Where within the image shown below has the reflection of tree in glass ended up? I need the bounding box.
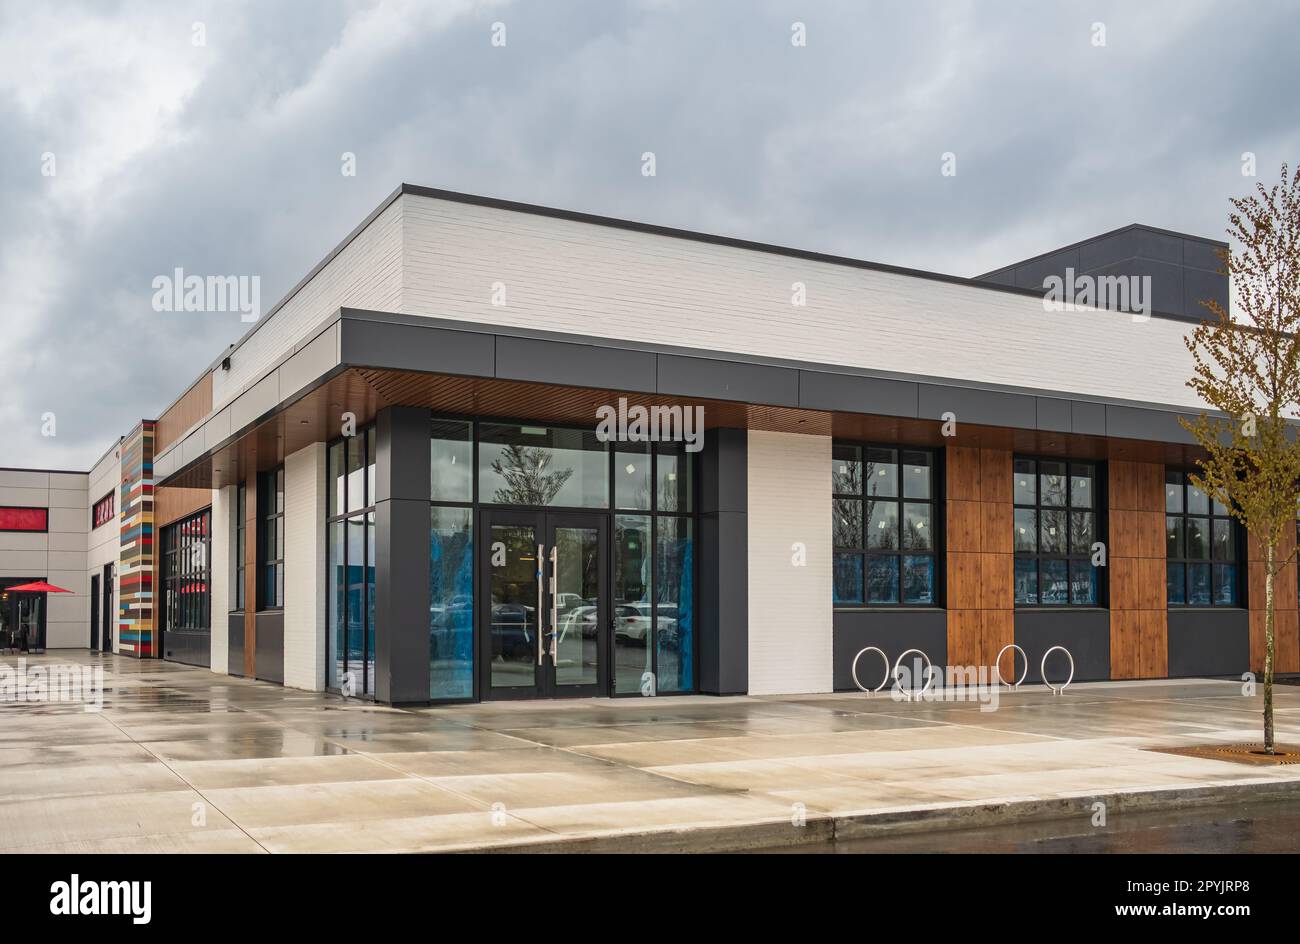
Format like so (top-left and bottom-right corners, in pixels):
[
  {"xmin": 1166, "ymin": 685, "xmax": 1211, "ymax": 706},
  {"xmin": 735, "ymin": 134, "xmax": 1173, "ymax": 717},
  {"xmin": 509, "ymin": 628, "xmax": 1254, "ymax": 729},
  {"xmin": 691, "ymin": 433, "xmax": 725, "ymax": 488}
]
[
  {"xmin": 833, "ymin": 456, "xmax": 863, "ymax": 495},
  {"xmin": 490, "ymin": 444, "xmax": 573, "ymax": 505}
]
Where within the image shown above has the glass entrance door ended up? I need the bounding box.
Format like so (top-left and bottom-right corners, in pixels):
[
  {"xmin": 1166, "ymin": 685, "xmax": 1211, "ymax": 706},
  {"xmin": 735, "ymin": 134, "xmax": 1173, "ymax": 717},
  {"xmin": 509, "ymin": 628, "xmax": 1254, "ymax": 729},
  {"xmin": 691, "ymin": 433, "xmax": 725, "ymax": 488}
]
[{"xmin": 481, "ymin": 510, "xmax": 607, "ymax": 699}]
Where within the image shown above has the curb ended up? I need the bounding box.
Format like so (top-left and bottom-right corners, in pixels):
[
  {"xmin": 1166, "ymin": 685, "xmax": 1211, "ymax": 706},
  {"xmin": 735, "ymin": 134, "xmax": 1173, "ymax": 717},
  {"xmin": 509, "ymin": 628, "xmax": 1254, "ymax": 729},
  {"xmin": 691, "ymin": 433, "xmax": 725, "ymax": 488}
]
[{"xmin": 460, "ymin": 776, "xmax": 1300, "ymax": 854}]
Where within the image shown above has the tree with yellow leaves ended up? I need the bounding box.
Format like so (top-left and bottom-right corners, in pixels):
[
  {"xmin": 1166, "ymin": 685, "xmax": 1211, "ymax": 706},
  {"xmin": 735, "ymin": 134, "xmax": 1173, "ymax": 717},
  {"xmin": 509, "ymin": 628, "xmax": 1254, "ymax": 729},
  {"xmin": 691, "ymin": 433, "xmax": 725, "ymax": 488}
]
[{"xmin": 1182, "ymin": 165, "xmax": 1300, "ymax": 755}]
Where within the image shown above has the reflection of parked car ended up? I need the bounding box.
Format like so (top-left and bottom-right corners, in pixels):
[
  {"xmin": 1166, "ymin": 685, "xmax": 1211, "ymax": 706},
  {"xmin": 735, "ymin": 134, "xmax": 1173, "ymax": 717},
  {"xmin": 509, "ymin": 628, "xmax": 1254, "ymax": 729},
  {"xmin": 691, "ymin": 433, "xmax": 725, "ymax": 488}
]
[
  {"xmin": 430, "ymin": 594, "xmax": 472, "ymax": 659},
  {"xmin": 559, "ymin": 605, "xmax": 600, "ymax": 640},
  {"xmin": 490, "ymin": 603, "xmax": 536, "ymax": 659},
  {"xmin": 613, "ymin": 603, "xmax": 684, "ymax": 648},
  {"xmin": 612, "ymin": 602, "xmax": 676, "ymax": 645},
  {"xmin": 554, "ymin": 592, "xmax": 585, "ymax": 614}
]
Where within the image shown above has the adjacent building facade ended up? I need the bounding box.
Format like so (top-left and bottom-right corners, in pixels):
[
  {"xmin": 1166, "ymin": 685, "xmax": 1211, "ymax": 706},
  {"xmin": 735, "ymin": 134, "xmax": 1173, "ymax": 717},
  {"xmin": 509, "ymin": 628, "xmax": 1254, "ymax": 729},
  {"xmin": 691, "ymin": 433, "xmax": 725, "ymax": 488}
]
[{"xmin": 3, "ymin": 185, "xmax": 1293, "ymax": 703}]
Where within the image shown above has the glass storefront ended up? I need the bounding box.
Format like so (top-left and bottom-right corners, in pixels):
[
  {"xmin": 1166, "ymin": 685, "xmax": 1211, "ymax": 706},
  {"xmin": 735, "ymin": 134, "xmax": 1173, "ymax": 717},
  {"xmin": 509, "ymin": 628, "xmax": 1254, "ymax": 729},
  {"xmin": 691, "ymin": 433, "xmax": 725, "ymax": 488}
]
[
  {"xmin": 159, "ymin": 509, "xmax": 211, "ymax": 664},
  {"xmin": 324, "ymin": 414, "xmax": 698, "ymax": 702},
  {"xmin": 430, "ymin": 505, "xmax": 473, "ymax": 699},
  {"xmin": 327, "ymin": 427, "xmax": 378, "ymax": 696},
  {"xmin": 0, "ymin": 578, "xmax": 45, "ymax": 652},
  {"xmin": 426, "ymin": 417, "xmax": 696, "ymax": 701}
]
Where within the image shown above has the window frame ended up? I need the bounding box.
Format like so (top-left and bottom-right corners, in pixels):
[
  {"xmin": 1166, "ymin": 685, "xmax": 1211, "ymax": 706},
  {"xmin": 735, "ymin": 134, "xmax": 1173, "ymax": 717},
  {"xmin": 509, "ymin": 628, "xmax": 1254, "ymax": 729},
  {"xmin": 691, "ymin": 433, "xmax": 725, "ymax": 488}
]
[
  {"xmin": 326, "ymin": 426, "xmax": 378, "ymax": 697},
  {"xmin": 91, "ymin": 491, "xmax": 115, "ymax": 530},
  {"xmin": 832, "ymin": 442, "xmax": 942, "ymax": 608},
  {"xmin": 1012, "ymin": 456, "xmax": 1105, "ymax": 608},
  {"xmin": 1164, "ymin": 468, "xmax": 1242, "ymax": 608},
  {"xmin": 160, "ymin": 509, "xmax": 211, "ymax": 635},
  {"xmin": 0, "ymin": 506, "xmax": 48, "ymax": 533},
  {"xmin": 235, "ymin": 484, "xmax": 247, "ymax": 611},
  {"xmin": 257, "ymin": 467, "xmax": 285, "ymax": 610}
]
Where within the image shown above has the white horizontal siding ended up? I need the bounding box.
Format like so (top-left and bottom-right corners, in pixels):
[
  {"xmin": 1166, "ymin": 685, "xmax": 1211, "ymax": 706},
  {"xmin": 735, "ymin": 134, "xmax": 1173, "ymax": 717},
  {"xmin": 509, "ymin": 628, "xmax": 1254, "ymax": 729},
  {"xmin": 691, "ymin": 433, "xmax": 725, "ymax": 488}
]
[
  {"xmin": 401, "ymin": 194, "xmax": 1204, "ymax": 410},
  {"xmin": 747, "ymin": 430, "xmax": 833, "ymax": 696}
]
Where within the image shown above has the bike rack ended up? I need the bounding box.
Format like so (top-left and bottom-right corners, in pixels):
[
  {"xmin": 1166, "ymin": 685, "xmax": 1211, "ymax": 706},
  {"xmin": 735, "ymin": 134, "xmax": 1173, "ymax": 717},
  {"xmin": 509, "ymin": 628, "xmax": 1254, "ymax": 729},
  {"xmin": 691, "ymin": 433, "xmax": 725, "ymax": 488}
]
[
  {"xmin": 994, "ymin": 643, "xmax": 1028, "ymax": 689},
  {"xmin": 1041, "ymin": 645, "xmax": 1075, "ymax": 696},
  {"xmin": 851, "ymin": 646, "xmax": 890, "ymax": 695},
  {"xmin": 892, "ymin": 648, "xmax": 935, "ymax": 701}
]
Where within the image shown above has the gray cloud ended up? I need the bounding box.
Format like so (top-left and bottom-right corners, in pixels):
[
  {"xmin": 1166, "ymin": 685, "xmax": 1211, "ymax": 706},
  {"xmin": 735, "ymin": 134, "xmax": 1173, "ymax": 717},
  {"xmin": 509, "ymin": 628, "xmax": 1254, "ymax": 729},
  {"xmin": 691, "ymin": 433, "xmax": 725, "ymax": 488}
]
[{"xmin": 1, "ymin": 0, "xmax": 1296, "ymax": 468}]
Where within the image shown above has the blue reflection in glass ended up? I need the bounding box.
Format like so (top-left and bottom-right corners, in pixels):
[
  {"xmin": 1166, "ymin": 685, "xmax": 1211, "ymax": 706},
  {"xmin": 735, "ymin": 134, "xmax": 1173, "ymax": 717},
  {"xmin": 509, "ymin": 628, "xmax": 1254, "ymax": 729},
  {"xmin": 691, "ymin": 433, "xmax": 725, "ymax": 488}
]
[
  {"xmin": 656, "ymin": 518, "xmax": 693, "ymax": 693},
  {"xmin": 867, "ymin": 556, "xmax": 899, "ymax": 603},
  {"xmin": 430, "ymin": 507, "xmax": 474, "ymax": 700},
  {"xmin": 1014, "ymin": 558, "xmax": 1038, "ymax": 604},
  {"xmin": 902, "ymin": 556, "xmax": 934, "ymax": 604},
  {"xmin": 1041, "ymin": 559, "xmax": 1068, "ymax": 604},
  {"xmin": 834, "ymin": 553, "xmax": 863, "ymax": 605}
]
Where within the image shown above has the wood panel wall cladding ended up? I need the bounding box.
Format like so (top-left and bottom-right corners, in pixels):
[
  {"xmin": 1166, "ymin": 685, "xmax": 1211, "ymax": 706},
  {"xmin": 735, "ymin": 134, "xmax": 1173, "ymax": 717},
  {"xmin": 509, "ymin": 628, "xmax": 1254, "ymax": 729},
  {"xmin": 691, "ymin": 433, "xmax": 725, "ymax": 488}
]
[
  {"xmin": 945, "ymin": 446, "xmax": 1013, "ymax": 667},
  {"xmin": 1108, "ymin": 460, "xmax": 1167, "ymax": 678}
]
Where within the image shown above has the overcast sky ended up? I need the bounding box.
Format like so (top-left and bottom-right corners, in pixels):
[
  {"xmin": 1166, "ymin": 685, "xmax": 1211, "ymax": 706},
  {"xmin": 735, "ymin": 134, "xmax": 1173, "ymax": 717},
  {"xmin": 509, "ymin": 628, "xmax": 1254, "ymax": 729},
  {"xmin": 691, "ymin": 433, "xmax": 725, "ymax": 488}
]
[{"xmin": 1, "ymin": 0, "xmax": 1296, "ymax": 469}]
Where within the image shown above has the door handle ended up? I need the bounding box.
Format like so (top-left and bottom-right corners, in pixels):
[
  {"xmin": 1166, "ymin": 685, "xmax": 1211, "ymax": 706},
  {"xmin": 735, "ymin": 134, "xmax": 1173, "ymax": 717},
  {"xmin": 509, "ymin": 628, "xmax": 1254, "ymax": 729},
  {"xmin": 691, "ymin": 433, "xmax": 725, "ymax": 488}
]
[
  {"xmin": 536, "ymin": 543, "xmax": 545, "ymax": 666},
  {"xmin": 549, "ymin": 544, "xmax": 559, "ymax": 661}
]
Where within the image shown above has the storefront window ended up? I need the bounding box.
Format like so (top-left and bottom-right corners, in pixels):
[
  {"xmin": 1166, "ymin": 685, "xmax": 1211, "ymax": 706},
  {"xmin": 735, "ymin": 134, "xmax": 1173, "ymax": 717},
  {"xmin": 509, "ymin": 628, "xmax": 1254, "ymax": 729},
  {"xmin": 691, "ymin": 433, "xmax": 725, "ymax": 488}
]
[
  {"xmin": 327, "ymin": 429, "xmax": 378, "ymax": 696},
  {"xmin": 430, "ymin": 505, "xmax": 474, "ymax": 699},
  {"xmin": 833, "ymin": 444, "xmax": 938, "ymax": 606},
  {"xmin": 478, "ymin": 423, "xmax": 609, "ymax": 508},
  {"xmin": 655, "ymin": 516, "xmax": 693, "ymax": 692},
  {"xmin": 614, "ymin": 515, "xmax": 652, "ymax": 694},
  {"xmin": 431, "ymin": 419, "xmax": 473, "ymax": 502}
]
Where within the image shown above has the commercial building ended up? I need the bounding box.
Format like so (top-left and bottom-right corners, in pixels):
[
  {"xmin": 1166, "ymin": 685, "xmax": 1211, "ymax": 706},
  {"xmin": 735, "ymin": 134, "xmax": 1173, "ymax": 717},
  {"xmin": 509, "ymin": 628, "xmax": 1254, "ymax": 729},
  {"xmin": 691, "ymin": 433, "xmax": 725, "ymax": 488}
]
[{"xmin": 3, "ymin": 186, "xmax": 1292, "ymax": 702}]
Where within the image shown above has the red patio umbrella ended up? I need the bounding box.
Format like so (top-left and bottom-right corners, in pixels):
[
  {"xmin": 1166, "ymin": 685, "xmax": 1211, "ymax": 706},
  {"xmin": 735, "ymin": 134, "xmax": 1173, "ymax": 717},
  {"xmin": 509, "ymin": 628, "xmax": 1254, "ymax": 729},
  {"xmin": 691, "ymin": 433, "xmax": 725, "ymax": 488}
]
[{"xmin": 3, "ymin": 580, "xmax": 72, "ymax": 593}]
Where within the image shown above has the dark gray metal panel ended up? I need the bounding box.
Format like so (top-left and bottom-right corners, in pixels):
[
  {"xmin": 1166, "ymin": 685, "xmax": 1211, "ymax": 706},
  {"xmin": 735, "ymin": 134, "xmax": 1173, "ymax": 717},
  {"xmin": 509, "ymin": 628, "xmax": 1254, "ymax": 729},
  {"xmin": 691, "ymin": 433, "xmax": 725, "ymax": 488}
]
[
  {"xmin": 1130, "ymin": 229, "xmax": 1185, "ymax": 265},
  {"xmin": 254, "ymin": 611, "xmax": 284, "ymax": 684},
  {"xmin": 340, "ymin": 318, "xmax": 495, "ymax": 377},
  {"xmin": 1167, "ymin": 609, "xmax": 1250, "ymax": 677},
  {"xmin": 698, "ymin": 510, "xmax": 748, "ymax": 695},
  {"xmin": 374, "ymin": 496, "xmax": 433, "ymax": 704},
  {"xmin": 698, "ymin": 427, "xmax": 748, "ymax": 696},
  {"xmin": 1014, "ymin": 610, "xmax": 1110, "ymax": 682},
  {"xmin": 1078, "ymin": 231, "xmax": 1137, "ymax": 272},
  {"xmin": 1184, "ymin": 265, "xmax": 1228, "ymax": 318},
  {"xmin": 799, "ymin": 370, "xmax": 918, "ymax": 417},
  {"xmin": 1035, "ymin": 397, "xmax": 1072, "ymax": 433},
  {"xmin": 1071, "ymin": 400, "xmax": 1107, "ymax": 436},
  {"xmin": 699, "ymin": 427, "xmax": 747, "ymax": 515},
  {"xmin": 832, "ymin": 610, "xmax": 947, "ymax": 692},
  {"xmin": 656, "ymin": 355, "xmax": 799, "ymax": 407},
  {"xmin": 1182, "ymin": 238, "xmax": 1226, "ymax": 272},
  {"xmin": 917, "ymin": 384, "xmax": 1036, "ymax": 428},
  {"xmin": 228, "ymin": 614, "xmax": 245, "ymax": 677},
  {"xmin": 1089, "ymin": 259, "xmax": 1184, "ymax": 319},
  {"xmin": 375, "ymin": 406, "xmax": 431, "ymax": 504},
  {"xmin": 162, "ymin": 630, "xmax": 210, "ymax": 668},
  {"xmin": 1012, "ymin": 248, "xmax": 1080, "ymax": 291},
  {"xmin": 496, "ymin": 336, "xmax": 657, "ymax": 392},
  {"xmin": 980, "ymin": 268, "xmax": 1017, "ymax": 287},
  {"xmin": 1106, "ymin": 405, "xmax": 1197, "ymax": 443}
]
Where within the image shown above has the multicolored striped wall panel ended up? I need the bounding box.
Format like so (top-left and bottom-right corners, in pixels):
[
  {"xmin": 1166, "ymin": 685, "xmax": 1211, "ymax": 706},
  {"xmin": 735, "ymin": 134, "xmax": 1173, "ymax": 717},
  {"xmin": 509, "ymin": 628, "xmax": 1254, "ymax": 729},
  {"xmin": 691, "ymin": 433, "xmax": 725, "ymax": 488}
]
[{"xmin": 118, "ymin": 421, "xmax": 156, "ymax": 656}]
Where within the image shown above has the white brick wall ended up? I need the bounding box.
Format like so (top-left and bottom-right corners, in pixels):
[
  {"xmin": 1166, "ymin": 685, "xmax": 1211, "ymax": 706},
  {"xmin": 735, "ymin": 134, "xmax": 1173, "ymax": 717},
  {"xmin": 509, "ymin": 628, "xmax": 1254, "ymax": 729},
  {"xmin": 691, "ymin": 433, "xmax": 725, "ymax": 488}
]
[
  {"xmin": 400, "ymin": 194, "xmax": 1207, "ymax": 411},
  {"xmin": 283, "ymin": 443, "xmax": 325, "ymax": 691},
  {"xmin": 205, "ymin": 191, "xmax": 1212, "ymax": 430},
  {"xmin": 746, "ymin": 431, "xmax": 833, "ymax": 695},
  {"xmin": 210, "ymin": 485, "xmax": 231, "ymax": 674}
]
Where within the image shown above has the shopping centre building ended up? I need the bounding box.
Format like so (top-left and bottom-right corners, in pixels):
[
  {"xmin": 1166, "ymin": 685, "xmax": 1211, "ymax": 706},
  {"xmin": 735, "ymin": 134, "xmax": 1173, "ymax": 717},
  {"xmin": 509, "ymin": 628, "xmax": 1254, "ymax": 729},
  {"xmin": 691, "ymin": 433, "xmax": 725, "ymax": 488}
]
[{"xmin": 2, "ymin": 184, "xmax": 1292, "ymax": 703}]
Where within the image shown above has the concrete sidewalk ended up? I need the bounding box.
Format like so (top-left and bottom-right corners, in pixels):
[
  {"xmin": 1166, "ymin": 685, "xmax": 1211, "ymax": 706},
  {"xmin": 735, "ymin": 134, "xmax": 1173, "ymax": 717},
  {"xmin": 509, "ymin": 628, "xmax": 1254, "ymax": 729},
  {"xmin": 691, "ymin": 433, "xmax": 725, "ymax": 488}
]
[{"xmin": 2, "ymin": 652, "xmax": 1298, "ymax": 852}]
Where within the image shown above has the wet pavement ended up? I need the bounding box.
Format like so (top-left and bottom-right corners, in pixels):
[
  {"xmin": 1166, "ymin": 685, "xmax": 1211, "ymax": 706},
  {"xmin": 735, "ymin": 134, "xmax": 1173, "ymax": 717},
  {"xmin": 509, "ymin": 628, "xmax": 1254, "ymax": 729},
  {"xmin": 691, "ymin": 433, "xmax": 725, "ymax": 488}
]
[{"xmin": 2, "ymin": 652, "xmax": 1300, "ymax": 852}]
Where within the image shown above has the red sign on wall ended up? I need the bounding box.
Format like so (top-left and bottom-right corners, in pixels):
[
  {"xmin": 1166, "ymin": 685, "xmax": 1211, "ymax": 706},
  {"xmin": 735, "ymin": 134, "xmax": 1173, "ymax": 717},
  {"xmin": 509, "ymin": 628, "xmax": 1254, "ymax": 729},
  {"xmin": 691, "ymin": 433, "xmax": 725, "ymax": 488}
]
[{"xmin": 0, "ymin": 507, "xmax": 49, "ymax": 532}]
